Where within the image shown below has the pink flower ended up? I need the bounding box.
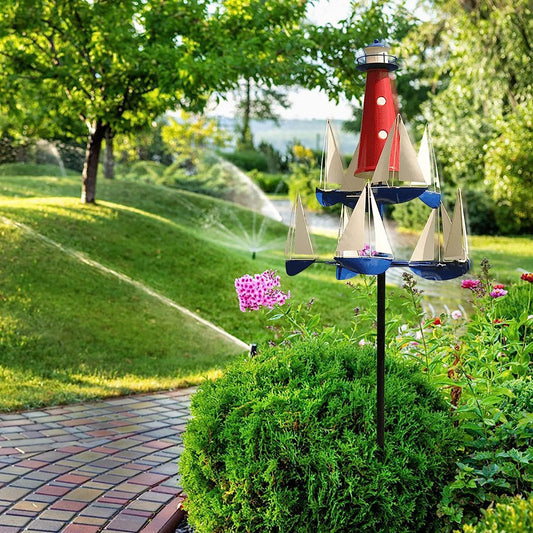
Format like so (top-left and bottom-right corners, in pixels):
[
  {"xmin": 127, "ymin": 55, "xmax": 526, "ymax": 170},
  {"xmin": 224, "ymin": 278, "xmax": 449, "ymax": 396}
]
[
  {"xmin": 451, "ymin": 310, "xmax": 463, "ymax": 320},
  {"xmin": 521, "ymin": 272, "xmax": 533, "ymax": 283},
  {"xmin": 461, "ymin": 279, "xmax": 481, "ymax": 289},
  {"xmin": 235, "ymin": 270, "xmax": 290, "ymax": 312},
  {"xmin": 490, "ymin": 288, "xmax": 507, "ymax": 298},
  {"xmin": 358, "ymin": 243, "xmax": 378, "ymax": 257}
]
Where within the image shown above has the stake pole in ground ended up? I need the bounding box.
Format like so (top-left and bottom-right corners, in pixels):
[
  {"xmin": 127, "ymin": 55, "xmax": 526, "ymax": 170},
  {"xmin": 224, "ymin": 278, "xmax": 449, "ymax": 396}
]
[{"xmin": 377, "ymin": 272, "xmax": 386, "ymax": 450}]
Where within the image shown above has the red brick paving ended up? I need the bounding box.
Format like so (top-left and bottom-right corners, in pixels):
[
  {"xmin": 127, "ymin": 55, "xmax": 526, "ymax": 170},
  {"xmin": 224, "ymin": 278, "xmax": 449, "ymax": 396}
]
[{"xmin": 0, "ymin": 388, "xmax": 194, "ymax": 531}]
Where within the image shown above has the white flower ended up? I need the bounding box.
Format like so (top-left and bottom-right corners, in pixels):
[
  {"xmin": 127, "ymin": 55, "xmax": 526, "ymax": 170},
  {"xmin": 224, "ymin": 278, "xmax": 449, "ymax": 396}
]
[{"xmin": 451, "ymin": 310, "xmax": 463, "ymax": 320}]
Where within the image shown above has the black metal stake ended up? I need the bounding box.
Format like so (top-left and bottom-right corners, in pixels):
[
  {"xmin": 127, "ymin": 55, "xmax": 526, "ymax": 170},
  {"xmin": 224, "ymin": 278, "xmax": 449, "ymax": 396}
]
[{"xmin": 377, "ymin": 272, "xmax": 386, "ymax": 450}]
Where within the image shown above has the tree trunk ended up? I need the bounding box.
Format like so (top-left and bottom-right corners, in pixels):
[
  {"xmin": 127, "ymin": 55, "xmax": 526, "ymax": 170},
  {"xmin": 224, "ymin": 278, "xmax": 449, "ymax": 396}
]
[
  {"xmin": 239, "ymin": 78, "xmax": 253, "ymax": 149},
  {"xmin": 104, "ymin": 128, "xmax": 115, "ymax": 179},
  {"xmin": 81, "ymin": 121, "xmax": 108, "ymax": 204}
]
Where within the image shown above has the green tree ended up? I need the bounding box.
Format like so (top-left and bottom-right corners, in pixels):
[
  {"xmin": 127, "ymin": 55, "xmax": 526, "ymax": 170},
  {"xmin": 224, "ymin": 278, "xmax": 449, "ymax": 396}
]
[
  {"xmin": 300, "ymin": 1, "xmax": 417, "ymax": 101},
  {"xmin": 161, "ymin": 110, "xmax": 229, "ymax": 167},
  {"xmin": 0, "ymin": 0, "xmax": 312, "ymax": 203},
  {"xmin": 234, "ymin": 79, "xmax": 290, "ymax": 149},
  {"xmin": 403, "ymin": 0, "xmax": 533, "ymax": 233},
  {"xmin": 0, "ymin": 0, "xmax": 223, "ymax": 202}
]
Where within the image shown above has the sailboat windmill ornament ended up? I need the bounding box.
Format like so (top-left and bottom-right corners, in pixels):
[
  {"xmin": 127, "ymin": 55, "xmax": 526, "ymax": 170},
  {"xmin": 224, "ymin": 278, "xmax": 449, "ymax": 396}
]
[
  {"xmin": 284, "ymin": 39, "xmax": 471, "ymax": 450},
  {"xmin": 285, "ymin": 39, "xmax": 470, "ymax": 281}
]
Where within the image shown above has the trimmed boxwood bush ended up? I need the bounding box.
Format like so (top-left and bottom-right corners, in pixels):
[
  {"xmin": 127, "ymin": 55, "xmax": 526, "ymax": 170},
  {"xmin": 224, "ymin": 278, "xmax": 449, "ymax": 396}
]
[{"xmin": 180, "ymin": 339, "xmax": 459, "ymax": 532}]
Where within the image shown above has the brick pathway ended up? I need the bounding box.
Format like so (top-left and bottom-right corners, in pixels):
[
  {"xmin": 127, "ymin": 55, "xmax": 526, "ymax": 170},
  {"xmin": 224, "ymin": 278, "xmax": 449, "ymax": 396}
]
[{"xmin": 0, "ymin": 388, "xmax": 196, "ymax": 532}]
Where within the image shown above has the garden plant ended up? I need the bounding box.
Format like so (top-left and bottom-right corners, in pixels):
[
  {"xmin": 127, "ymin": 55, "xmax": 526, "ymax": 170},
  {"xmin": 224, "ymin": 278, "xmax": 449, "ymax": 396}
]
[{"xmin": 180, "ymin": 261, "xmax": 532, "ymax": 532}]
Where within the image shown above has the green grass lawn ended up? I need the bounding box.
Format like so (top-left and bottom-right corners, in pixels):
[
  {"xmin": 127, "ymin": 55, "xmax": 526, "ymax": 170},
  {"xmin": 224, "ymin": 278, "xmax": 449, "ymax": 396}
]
[
  {"xmin": 0, "ymin": 170, "xmax": 363, "ymax": 410},
  {"xmin": 0, "ymin": 165, "xmax": 531, "ymax": 411},
  {"xmin": 0, "ymin": 221, "xmax": 242, "ymax": 411}
]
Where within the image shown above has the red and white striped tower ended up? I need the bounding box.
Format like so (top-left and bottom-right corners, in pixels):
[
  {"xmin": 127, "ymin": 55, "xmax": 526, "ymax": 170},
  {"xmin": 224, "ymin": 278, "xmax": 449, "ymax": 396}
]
[{"xmin": 355, "ymin": 40, "xmax": 399, "ymax": 176}]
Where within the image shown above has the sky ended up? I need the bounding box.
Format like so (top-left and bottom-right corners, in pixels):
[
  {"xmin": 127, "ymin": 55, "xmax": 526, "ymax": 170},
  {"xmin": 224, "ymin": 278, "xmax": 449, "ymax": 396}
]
[{"xmin": 210, "ymin": 0, "xmax": 355, "ymax": 120}]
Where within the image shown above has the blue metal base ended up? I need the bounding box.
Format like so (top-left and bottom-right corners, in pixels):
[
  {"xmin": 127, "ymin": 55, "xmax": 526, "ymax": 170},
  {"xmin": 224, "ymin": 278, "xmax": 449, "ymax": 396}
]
[
  {"xmin": 316, "ymin": 186, "xmax": 427, "ymax": 208},
  {"xmin": 408, "ymin": 260, "xmax": 470, "ymax": 281},
  {"xmin": 285, "ymin": 259, "xmax": 316, "ymax": 276},
  {"xmin": 336, "ymin": 266, "xmax": 358, "ymax": 280},
  {"xmin": 315, "ymin": 188, "xmax": 354, "ymax": 208},
  {"xmin": 419, "ymin": 190, "xmax": 441, "ymax": 208},
  {"xmin": 334, "ymin": 256, "xmax": 393, "ymax": 275}
]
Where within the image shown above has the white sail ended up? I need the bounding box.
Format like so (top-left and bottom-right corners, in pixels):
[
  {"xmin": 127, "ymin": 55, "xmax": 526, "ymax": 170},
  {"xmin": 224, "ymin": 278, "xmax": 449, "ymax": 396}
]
[
  {"xmin": 337, "ymin": 205, "xmax": 351, "ymax": 240},
  {"xmin": 398, "ymin": 118, "xmax": 426, "ymax": 184},
  {"xmin": 345, "ymin": 143, "xmax": 359, "ymax": 178},
  {"xmin": 410, "ymin": 209, "xmax": 437, "ymax": 261},
  {"xmin": 369, "ymin": 187, "xmax": 393, "ymax": 255},
  {"xmin": 294, "ymin": 195, "xmax": 314, "ymax": 256},
  {"xmin": 325, "ymin": 121, "xmax": 345, "ymax": 186},
  {"xmin": 443, "ymin": 189, "xmax": 467, "ymax": 261},
  {"xmin": 337, "ymin": 185, "xmax": 367, "ymax": 256},
  {"xmin": 286, "ymin": 195, "xmax": 314, "ymax": 258},
  {"xmin": 371, "ymin": 118, "xmax": 397, "ymax": 184},
  {"xmin": 340, "ymin": 143, "xmax": 366, "ymax": 191},
  {"xmin": 417, "ymin": 126, "xmax": 441, "ymax": 188},
  {"xmin": 372, "ymin": 115, "xmax": 426, "ymax": 186},
  {"xmin": 417, "ymin": 127, "xmax": 433, "ymax": 186},
  {"xmin": 337, "ymin": 185, "xmax": 392, "ymax": 257},
  {"xmin": 441, "ymin": 203, "xmax": 452, "ymax": 248}
]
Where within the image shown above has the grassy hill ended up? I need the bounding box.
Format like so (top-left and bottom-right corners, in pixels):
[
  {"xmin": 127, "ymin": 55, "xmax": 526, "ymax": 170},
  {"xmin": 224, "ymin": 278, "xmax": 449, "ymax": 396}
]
[
  {"xmin": 1, "ymin": 165, "xmax": 531, "ymax": 411},
  {"xmin": 0, "ymin": 167, "xmax": 360, "ymax": 411}
]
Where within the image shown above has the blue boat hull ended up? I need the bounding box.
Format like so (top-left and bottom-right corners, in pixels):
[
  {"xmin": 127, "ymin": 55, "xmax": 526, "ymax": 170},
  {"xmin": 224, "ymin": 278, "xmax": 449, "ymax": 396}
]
[
  {"xmin": 335, "ymin": 256, "xmax": 393, "ymax": 275},
  {"xmin": 316, "ymin": 186, "xmax": 427, "ymax": 208},
  {"xmin": 285, "ymin": 259, "xmax": 316, "ymax": 276},
  {"xmin": 419, "ymin": 190, "xmax": 441, "ymax": 208},
  {"xmin": 409, "ymin": 260, "xmax": 470, "ymax": 281},
  {"xmin": 336, "ymin": 266, "xmax": 358, "ymax": 280}
]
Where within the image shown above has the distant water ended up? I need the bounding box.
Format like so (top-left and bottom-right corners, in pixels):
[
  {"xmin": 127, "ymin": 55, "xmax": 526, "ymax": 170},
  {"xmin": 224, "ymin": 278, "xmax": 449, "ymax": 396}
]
[{"xmin": 213, "ymin": 116, "xmax": 359, "ymax": 155}]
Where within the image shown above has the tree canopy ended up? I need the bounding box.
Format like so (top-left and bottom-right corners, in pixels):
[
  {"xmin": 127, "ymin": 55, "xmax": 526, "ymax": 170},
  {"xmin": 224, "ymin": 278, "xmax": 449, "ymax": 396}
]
[
  {"xmin": 400, "ymin": 0, "xmax": 532, "ymax": 233},
  {"xmin": 0, "ymin": 0, "xmax": 316, "ymax": 202}
]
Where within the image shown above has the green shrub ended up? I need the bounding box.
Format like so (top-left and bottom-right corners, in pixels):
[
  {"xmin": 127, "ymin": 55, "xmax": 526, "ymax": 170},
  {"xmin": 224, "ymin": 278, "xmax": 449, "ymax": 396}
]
[
  {"xmin": 391, "ymin": 198, "xmax": 433, "ymax": 230},
  {"xmin": 223, "ymin": 149, "xmax": 269, "ymax": 172},
  {"xmin": 160, "ymin": 159, "xmax": 232, "ymax": 198},
  {"xmin": 461, "ymin": 495, "xmax": 533, "ymax": 532},
  {"xmin": 249, "ymin": 170, "xmax": 288, "ymax": 194},
  {"xmin": 440, "ymin": 377, "xmax": 533, "ymax": 525},
  {"xmin": 257, "ymin": 141, "xmax": 288, "ymax": 173},
  {"xmin": 114, "ymin": 160, "xmax": 166, "ymax": 182},
  {"xmin": 0, "ymin": 162, "xmax": 79, "ymax": 177},
  {"xmin": 114, "ymin": 155, "xmax": 233, "ymax": 199},
  {"xmin": 463, "ymin": 188, "xmax": 498, "ymax": 236},
  {"xmin": 180, "ymin": 339, "xmax": 459, "ymax": 532}
]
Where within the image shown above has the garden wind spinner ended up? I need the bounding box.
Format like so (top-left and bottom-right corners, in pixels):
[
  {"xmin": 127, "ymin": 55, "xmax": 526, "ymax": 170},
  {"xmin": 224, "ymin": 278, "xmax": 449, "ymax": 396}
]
[{"xmin": 285, "ymin": 39, "xmax": 471, "ymax": 449}]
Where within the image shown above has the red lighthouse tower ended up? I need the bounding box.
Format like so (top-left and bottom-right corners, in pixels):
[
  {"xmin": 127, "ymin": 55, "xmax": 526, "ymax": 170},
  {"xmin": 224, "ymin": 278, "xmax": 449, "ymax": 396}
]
[
  {"xmin": 355, "ymin": 40, "xmax": 399, "ymax": 175},
  {"xmin": 315, "ymin": 38, "xmax": 429, "ymax": 208}
]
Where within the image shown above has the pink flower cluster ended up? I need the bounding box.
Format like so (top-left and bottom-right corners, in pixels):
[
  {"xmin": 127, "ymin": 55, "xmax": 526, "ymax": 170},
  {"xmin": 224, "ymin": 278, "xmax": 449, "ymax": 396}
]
[
  {"xmin": 235, "ymin": 270, "xmax": 290, "ymax": 312},
  {"xmin": 521, "ymin": 272, "xmax": 533, "ymax": 283},
  {"xmin": 461, "ymin": 279, "xmax": 481, "ymax": 289},
  {"xmin": 490, "ymin": 288, "xmax": 507, "ymax": 298},
  {"xmin": 358, "ymin": 244, "xmax": 378, "ymax": 257}
]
